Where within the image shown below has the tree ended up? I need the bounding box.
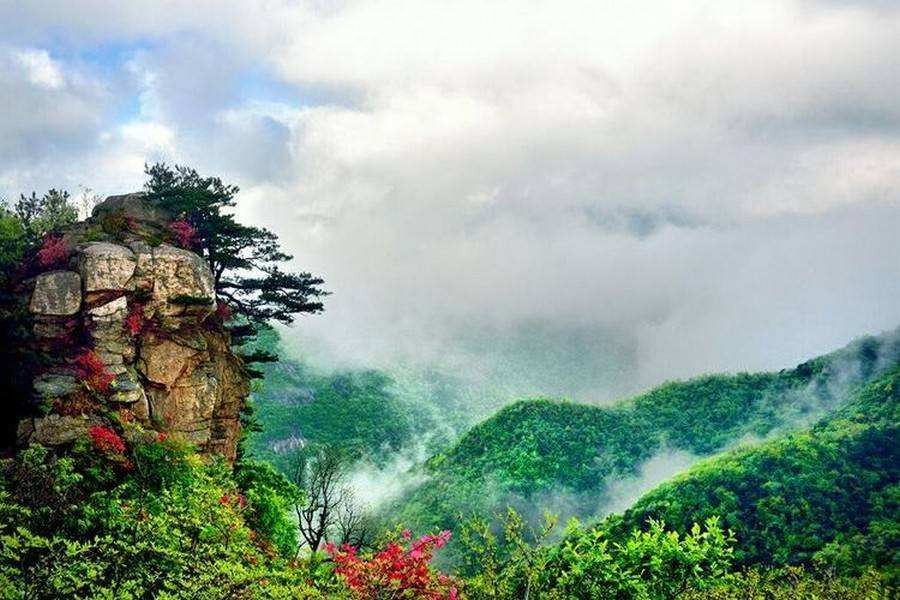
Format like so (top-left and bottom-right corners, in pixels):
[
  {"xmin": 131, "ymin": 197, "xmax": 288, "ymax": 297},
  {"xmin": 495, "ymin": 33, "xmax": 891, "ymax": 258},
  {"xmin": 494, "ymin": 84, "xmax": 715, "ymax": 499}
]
[
  {"xmin": 143, "ymin": 164, "xmax": 327, "ymax": 364},
  {"xmin": 335, "ymin": 487, "xmax": 373, "ymax": 549},
  {"xmin": 0, "ymin": 209, "xmax": 26, "ymax": 278},
  {"xmin": 290, "ymin": 445, "xmax": 365, "ymax": 552},
  {"xmin": 14, "ymin": 189, "xmax": 78, "ymax": 248}
]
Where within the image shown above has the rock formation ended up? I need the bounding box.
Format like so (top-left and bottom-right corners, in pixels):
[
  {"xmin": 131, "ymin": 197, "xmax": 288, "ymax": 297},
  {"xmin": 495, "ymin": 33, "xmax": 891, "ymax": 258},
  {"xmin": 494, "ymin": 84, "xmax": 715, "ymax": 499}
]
[{"xmin": 15, "ymin": 194, "xmax": 249, "ymax": 460}]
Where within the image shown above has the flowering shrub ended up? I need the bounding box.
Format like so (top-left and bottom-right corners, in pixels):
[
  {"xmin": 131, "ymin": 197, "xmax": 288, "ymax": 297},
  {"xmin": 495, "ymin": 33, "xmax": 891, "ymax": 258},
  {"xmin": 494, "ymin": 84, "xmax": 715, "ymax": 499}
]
[
  {"xmin": 36, "ymin": 235, "xmax": 70, "ymax": 268},
  {"xmin": 88, "ymin": 425, "xmax": 126, "ymax": 454},
  {"xmin": 124, "ymin": 303, "xmax": 145, "ymax": 335},
  {"xmin": 328, "ymin": 530, "xmax": 457, "ymax": 599},
  {"xmin": 73, "ymin": 350, "xmax": 115, "ymax": 394},
  {"xmin": 215, "ymin": 300, "xmax": 233, "ymax": 322},
  {"xmin": 170, "ymin": 219, "xmax": 198, "ymax": 249},
  {"xmin": 219, "ymin": 492, "xmax": 248, "ymax": 509}
]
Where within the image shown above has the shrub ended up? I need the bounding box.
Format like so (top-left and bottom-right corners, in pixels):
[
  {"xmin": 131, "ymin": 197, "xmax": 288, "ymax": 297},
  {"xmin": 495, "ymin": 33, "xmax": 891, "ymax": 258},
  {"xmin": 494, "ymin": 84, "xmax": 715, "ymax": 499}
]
[
  {"xmin": 130, "ymin": 433, "xmax": 195, "ymax": 491},
  {"xmin": 35, "ymin": 235, "xmax": 69, "ymax": 268},
  {"xmin": 88, "ymin": 425, "xmax": 126, "ymax": 455},
  {"xmin": 234, "ymin": 460, "xmax": 302, "ymax": 558},
  {"xmin": 328, "ymin": 530, "xmax": 458, "ymax": 599},
  {"xmin": 170, "ymin": 219, "xmax": 197, "ymax": 249},
  {"xmin": 72, "ymin": 350, "xmax": 114, "ymax": 394}
]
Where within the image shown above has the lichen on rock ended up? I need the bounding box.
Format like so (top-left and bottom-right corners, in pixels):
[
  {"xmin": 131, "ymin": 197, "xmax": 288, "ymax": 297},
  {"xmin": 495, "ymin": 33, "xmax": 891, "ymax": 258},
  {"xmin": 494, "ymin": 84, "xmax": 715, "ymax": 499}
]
[
  {"xmin": 30, "ymin": 271, "xmax": 82, "ymax": 316},
  {"xmin": 18, "ymin": 193, "xmax": 249, "ymax": 461}
]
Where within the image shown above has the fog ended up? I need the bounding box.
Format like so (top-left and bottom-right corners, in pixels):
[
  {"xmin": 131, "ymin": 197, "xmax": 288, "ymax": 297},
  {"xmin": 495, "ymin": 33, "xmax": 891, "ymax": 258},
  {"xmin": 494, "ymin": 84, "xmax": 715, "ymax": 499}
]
[{"xmin": 2, "ymin": 1, "xmax": 900, "ymax": 409}]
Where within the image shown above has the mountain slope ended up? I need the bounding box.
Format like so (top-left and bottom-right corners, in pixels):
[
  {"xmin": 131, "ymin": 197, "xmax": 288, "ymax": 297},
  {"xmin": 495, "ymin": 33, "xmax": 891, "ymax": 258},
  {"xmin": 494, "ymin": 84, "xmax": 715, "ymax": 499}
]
[
  {"xmin": 387, "ymin": 328, "xmax": 900, "ymax": 534},
  {"xmin": 605, "ymin": 364, "xmax": 899, "ymax": 577},
  {"xmin": 245, "ymin": 328, "xmax": 415, "ymax": 471}
]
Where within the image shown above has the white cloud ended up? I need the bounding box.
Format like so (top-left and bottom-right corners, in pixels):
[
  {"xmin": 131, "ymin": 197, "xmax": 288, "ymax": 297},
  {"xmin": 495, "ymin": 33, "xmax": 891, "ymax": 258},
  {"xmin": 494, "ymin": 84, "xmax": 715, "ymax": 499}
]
[
  {"xmin": 2, "ymin": 1, "xmax": 900, "ymax": 403},
  {"xmin": 14, "ymin": 48, "xmax": 63, "ymax": 89}
]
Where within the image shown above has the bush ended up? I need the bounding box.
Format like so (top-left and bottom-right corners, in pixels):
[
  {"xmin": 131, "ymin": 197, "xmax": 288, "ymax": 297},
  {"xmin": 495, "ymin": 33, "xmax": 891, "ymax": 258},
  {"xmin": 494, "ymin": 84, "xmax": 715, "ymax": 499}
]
[
  {"xmin": 328, "ymin": 529, "xmax": 458, "ymax": 599},
  {"xmin": 0, "ymin": 439, "xmax": 330, "ymax": 599},
  {"xmin": 72, "ymin": 350, "xmax": 114, "ymax": 394},
  {"xmin": 234, "ymin": 460, "xmax": 302, "ymax": 558}
]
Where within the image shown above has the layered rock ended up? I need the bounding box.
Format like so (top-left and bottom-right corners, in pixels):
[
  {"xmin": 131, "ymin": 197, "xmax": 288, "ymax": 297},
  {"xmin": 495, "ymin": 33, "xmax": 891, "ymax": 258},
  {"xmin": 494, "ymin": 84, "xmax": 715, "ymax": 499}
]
[{"xmin": 16, "ymin": 194, "xmax": 249, "ymax": 460}]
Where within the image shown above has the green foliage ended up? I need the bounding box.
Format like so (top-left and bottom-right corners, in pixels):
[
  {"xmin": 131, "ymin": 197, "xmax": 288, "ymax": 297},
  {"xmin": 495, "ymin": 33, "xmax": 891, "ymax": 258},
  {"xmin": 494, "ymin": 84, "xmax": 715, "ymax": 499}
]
[
  {"xmin": 245, "ymin": 327, "xmax": 414, "ymax": 470},
  {"xmin": 680, "ymin": 566, "xmax": 893, "ymax": 599},
  {"xmin": 143, "ymin": 163, "xmax": 327, "ymax": 353},
  {"xmin": 460, "ymin": 510, "xmax": 735, "ymax": 599},
  {"xmin": 390, "ymin": 329, "xmax": 900, "ymax": 538},
  {"xmin": 605, "ymin": 366, "xmax": 900, "ymax": 584},
  {"xmin": 14, "ymin": 189, "xmax": 78, "ymax": 248},
  {"xmin": 0, "ymin": 434, "xmax": 340, "ymax": 599},
  {"xmin": 234, "ymin": 459, "xmax": 303, "ymax": 558},
  {"xmin": 0, "ymin": 210, "xmax": 25, "ymax": 275}
]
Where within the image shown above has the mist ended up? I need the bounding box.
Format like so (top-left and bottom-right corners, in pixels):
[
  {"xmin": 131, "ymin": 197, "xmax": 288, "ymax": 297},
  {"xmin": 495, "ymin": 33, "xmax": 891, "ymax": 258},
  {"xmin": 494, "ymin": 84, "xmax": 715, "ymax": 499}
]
[{"xmin": 2, "ymin": 3, "xmax": 899, "ymax": 411}]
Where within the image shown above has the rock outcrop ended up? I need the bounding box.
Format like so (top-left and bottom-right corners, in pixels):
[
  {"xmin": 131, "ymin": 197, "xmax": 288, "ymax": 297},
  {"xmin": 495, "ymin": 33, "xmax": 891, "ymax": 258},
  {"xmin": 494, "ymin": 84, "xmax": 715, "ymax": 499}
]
[{"xmin": 15, "ymin": 194, "xmax": 249, "ymax": 460}]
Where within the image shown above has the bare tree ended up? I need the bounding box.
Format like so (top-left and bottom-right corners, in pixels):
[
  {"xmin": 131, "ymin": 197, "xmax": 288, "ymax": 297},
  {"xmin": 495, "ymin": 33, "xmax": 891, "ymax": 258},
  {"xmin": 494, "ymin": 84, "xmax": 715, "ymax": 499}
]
[
  {"xmin": 335, "ymin": 487, "xmax": 373, "ymax": 549},
  {"xmin": 290, "ymin": 445, "xmax": 370, "ymax": 553}
]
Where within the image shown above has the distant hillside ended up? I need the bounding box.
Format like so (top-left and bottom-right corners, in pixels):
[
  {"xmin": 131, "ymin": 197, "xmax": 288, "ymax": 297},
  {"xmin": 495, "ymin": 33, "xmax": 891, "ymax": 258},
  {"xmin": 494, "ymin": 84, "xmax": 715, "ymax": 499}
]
[
  {"xmin": 602, "ymin": 363, "xmax": 899, "ymax": 580},
  {"xmin": 386, "ymin": 328, "xmax": 900, "ymax": 536},
  {"xmin": 245, "ymin": 327, "xmax": 415, "ymax": 472},
  {"xmin": 245, "ymin": 328, "xmax": 521, "ymax": 473}
]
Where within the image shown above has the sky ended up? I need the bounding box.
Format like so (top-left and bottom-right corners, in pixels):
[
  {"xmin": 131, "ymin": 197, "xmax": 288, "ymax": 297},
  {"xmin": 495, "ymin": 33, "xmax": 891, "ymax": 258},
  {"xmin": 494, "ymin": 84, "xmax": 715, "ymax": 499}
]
[{"xmin": 2, "ymin": 0, "xmax": 900, "ymax": 402}]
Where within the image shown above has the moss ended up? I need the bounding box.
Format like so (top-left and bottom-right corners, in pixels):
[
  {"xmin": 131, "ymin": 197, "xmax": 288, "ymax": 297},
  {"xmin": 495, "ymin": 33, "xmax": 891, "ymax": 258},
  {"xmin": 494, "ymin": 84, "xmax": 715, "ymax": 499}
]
[
  {"xmin": 146, "ymin": 232, "xmax": 167, "ymax": 247},
  {"xmin": 100, "ymin": 211, "xmax": 130, "ymax": 236},
  {"xmin": 82, "ymin": 225, "xmax": 107, "ymax": 243},
  {"xmin": 169, "ymin": 294, "xmax": 214, "ymax": 306}
]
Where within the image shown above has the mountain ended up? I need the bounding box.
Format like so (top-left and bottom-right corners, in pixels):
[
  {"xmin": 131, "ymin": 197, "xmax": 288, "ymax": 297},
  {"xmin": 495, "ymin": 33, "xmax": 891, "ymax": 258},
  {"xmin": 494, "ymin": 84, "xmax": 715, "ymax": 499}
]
[
  {"xmin": 386, "ymin": 328, "xmax": 900, "ymax": 537},
  {"xmin": 605, "ymin": 363, "xmax": 899, "ymax": 579},
  {"xmin": 244, "ymin": 328, "xmax": 416, "ymax": 471},
  {"xmin": 475, "ymin": 364, "xmax": 899, "ymax": 598}
]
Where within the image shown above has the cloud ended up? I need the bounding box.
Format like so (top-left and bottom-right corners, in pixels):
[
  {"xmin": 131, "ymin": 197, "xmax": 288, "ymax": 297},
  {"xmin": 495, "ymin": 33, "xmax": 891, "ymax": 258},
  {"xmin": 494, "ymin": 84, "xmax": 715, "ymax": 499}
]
[
  {"xmin": 2, "ymin": 1, "xmax": 900, "ymax": 406},
  {"xmin": 0, "ymin": 45, "xmax": 109, "ymax": 168}
]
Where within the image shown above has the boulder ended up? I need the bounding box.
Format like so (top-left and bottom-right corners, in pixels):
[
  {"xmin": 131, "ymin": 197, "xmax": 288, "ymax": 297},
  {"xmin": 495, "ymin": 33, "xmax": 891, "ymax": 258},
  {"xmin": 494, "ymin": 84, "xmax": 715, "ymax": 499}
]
[
  {"xmin": 137, "ymin": 337, "xmax": 200, "ymax": 388},
  {"xmin": 110, "ymin": 373, "xmax": 147, "ymax": 405},
  {"xmin": 17, "ymin": 193, "xmax": 248, "ymax": 462},
  {"xmin": 89, "ymin": 295, "xmax": 128, "ymax": 319},
  {"xmin": 132, "ymin": 243, "xmax": 215, "ymax": 317},
  {"xmin": 33, "ymin": 373, "xmax": 78, "ymax": 400},
  {"xmin": 80, "ymin": 242, "xmax": 136, "ymax": 292},
  {"xmin": 30, "ymin": 271, "xmax": 82, "ymax": 316},
  {"xmin": 29, "ymin": 414, "xmax": 93, "ymax": 446}
]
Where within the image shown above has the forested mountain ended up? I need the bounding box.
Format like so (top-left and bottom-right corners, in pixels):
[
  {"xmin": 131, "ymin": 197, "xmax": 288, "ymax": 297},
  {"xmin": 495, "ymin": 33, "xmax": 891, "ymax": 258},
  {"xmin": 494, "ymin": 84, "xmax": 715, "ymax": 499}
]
[
  {"xmin": 387, "ymin": 328, "xmax": 900, "ymax": 539},
  {"xmin": 244, "ymin": 327, "xmax": 415, "ymax": 472},
  {"xmin": 461, "ymin": 365, "xmax": 899, "ymax": 598},
  {"xmin": 608, "ymin": 363, "xmax": 899, "ymax": 579}
]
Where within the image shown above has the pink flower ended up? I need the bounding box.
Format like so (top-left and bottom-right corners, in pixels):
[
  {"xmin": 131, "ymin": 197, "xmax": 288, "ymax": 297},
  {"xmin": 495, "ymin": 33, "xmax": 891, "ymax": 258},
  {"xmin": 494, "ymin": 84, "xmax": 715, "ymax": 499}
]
[
  {"xmin": 36, "ymin": 235, "xmax": 70, "ymax": 268},
  {"xmin": 170, "ymin": 219, "xmax": 198, "ymax": 249}
]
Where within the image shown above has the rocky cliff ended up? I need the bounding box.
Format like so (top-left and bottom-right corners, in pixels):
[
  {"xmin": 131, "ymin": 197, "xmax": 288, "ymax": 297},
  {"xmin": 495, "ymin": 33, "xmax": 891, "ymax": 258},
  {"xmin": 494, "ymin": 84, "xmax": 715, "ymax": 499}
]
[{"xmin": 15, "ymin": 194, "xmax": 249, "ymax": 460}]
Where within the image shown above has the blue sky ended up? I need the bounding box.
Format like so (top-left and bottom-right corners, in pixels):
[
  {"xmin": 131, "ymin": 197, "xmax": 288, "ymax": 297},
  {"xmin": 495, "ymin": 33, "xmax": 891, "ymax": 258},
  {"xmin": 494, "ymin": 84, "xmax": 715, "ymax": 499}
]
[{"xmin": 2, "ymin": 0, "xmax": 900, "ymax": 400}]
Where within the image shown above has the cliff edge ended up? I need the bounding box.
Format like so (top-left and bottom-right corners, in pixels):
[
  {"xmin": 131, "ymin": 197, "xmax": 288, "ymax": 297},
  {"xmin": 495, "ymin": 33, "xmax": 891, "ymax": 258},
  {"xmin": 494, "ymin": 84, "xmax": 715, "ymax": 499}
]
[{"xmin": 15, "ymin": 193, "xmax": 249, "ymax": 460}]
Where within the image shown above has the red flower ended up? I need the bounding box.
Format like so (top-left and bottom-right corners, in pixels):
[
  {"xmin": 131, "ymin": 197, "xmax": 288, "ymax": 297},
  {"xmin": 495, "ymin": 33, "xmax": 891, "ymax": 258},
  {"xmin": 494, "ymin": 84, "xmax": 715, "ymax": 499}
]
[
  {"xmin": 328, "ymin": 530, "xmax": 456, "ymax": 599},
  {"xmin": 124, "ymin": 303, "xmax": 145, "ymax": 336},
  {"xmin": 170, "ymin": 219, "xmax": 198, "ymax": 249},
  {"xmin": 36, "ymin": 235, "xmax": 70, "ymax": 268},
  {"xmin": 88, "ymin": 425, "xmax": 126, "ymax": 454},
  {"xmin": 219, "ymin": 492, "xmax": 248, "ymax": 509},
  {"xmin": 215, "ymin": 300, "xmax": 233, "ymax": 322},
  {"xmin": 73, "ymin": 350, "xmax": 114, "ymax": 393}
]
